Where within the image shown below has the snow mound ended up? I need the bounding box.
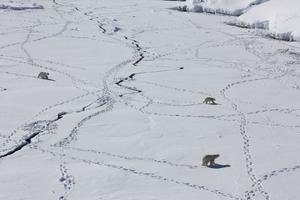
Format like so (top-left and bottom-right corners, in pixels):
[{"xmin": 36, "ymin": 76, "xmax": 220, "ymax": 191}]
[
  {"xmin": 0, "ymin": 3, "xmax": 44, "ymax": 11},
  {"xmin": 178, "ymin": 0, "xmax": 300, "ymax": 42},
  {"xmin": 178, "ymin": 0, "xmax": 267, "ymax": 16},
  {"xmin": 232, "ymin": 0, "xmax": 300, "ymax": 41}
]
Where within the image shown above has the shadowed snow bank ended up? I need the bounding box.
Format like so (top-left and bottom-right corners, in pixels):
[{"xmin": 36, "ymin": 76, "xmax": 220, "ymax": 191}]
[
  {"xmin": 0, "ymin": 3, "xmax": 44, "ymax": 10},
  {"xmin": 232, "ymin": 0, "xmax": 300, "ymax": 41},
  {"xmin": 178, "ymin": 0, "xmax": 268, "ymax": 16}
]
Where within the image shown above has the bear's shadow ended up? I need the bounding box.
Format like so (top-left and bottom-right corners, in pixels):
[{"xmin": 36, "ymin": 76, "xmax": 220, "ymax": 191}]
[{"xmin": 208, "ymin": 163, "xmax": 231, "ymax": 169}]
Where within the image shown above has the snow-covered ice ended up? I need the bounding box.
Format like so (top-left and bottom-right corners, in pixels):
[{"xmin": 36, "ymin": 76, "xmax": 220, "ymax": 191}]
[
  {"xmin": 179, "ymin": 0, "xmax": 266, "ymax": 15},
  {"xmin": 181, "ymin": 0, "xmax": 300, "ymax": 41},
  {"xmin": 0, "ymin": 0, "xmax": 300, "ymax": 200},
  {"xmin": 235, "ymin": 0, "xmax": 300, "ymax": 41},
  {"xmin": 0, "ymin": 3, "xmax": 43, "ymax": 10}
]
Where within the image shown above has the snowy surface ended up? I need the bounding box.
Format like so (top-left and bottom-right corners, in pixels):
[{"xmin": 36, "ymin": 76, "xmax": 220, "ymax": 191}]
[
  {"xmin": 179, "ymin": 0, "xmax": 266, "ymax": 15},
  {"xmin": 0, "ymin": 2, "xmax": 43, "ymax": 10},
  {"xmin": 181, "ymin": 0, "xmax": 300, "ymax": 41},
  {"xmin": 0, "ymin": 0, "xmax": 300, "ymax": 200},
  {"xmin": 236, "ymin": 0, "xmax": 300, "ymax": 41}
]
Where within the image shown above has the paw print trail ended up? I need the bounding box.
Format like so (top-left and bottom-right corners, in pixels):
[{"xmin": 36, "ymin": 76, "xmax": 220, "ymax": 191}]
[
  {"xmin": 220, "ymin": 77, "xmax": 271, "ymax": 200},
  {"xmin": 245, "ymin": 164, "xmax": 300, "ymax": 199},
  {"xmin": 62, "ymin": 146, "xmax": 199, "ymax": 169},
  {"xmin": 58, "ymin": 158, "xmax": 75, "ymax": 200},
  {"xmin": 33, "ymin": 146, "xmax": 242, "ymax": 200}
]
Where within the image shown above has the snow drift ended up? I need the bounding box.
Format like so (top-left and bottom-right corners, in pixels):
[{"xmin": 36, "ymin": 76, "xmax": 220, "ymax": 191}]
[
  {"xmin": 232, "ymin": 0, "xmax": 300, "ymax": 41},
  {"xmin": 179, "ymin": 0, "xmax": 300, "ymax": 42},
  {"xmin": 178, "ymin": 0, "xmax": 267, "ymax": 16},
  {"xmin": 0, "ymin": 3, "xmax": 44, "ymax": 11}
]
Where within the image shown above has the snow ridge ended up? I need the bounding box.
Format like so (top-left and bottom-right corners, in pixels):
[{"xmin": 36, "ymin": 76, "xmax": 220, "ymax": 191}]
[
  {"xmin": 178, "ymin": 0, "xmax": 267, "ymax": 16},
  {"xmin": 179, "ymin": 0, "xmax": 300, "ymax": 42},
  {"xmin": 0, "ymin": 3, "xmax": 44, "ymax": 11}
]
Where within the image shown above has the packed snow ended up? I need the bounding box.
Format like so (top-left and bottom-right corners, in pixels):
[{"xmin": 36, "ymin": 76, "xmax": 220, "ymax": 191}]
[{"xmin": 0, "ymin": 0, "xmax": 300, "ymax": 200}]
